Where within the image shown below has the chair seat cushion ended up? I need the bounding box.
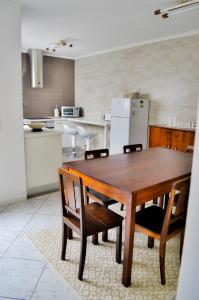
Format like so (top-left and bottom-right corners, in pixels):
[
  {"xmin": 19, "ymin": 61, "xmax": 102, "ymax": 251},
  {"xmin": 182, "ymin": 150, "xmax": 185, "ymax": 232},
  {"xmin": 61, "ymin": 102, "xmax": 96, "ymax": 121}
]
[
  {"xmin": 64, "ymin": 202, "xmax": 123, "ymax": 237},
  {"xmin": 88, "ymin": 188, "xmax": 117, "ymax": 205},
  {"xmin": 135, "ymin": 205, "xmax": 185, "ymax": 235}
]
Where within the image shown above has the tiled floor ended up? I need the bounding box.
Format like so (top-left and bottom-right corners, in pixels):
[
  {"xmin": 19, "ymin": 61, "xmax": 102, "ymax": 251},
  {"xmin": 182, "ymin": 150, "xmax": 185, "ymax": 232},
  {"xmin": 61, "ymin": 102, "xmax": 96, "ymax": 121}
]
[{"xmin": 0, "ymin": 192, "xmax": 79, "ymax": 300}]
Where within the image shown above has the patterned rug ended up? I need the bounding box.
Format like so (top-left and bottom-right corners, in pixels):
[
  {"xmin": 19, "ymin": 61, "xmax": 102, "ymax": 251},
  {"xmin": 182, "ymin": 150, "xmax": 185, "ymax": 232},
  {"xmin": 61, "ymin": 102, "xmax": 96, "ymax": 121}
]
[{"xmin": 27, "ymin": 207, "xmax": 180, "ymax": 300}]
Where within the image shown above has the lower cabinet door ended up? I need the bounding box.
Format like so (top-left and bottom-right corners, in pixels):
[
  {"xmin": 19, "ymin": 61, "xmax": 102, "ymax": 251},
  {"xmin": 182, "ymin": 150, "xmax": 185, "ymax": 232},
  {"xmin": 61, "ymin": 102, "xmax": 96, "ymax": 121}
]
[
  {"xmin": 171, "ymin": 130, "xmax": 195, "ymax": 151},
  {"xmin": 149, "ymin": 127, "xmax": 172, "ymax": 148}
]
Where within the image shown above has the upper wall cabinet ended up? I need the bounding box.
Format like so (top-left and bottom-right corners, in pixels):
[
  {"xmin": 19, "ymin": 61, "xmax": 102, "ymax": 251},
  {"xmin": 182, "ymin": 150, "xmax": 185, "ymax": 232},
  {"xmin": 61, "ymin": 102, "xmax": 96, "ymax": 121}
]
[{"xmin": 149, "ymin": 126, "xmax": 195, "ymax": 152}]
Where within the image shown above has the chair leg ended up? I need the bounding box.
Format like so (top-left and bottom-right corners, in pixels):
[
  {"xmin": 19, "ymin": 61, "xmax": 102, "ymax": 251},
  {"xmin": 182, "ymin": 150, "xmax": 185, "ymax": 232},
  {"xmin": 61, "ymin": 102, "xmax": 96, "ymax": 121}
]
[
  {"xmin": 159, "ymin": 241, "xmax": 166, "ymax": 285},
  {"xmin": 61, "ymin": 223, "xmax": 68, "ymax": 260},
  {"xmin": 153, "ymin": 198, "xmax": 158, "ymax": 205},
  {"xmin": 159, "ymin": 196, "xmax": 164, "ymax": 208},
  {"xmin": 102, "ymin": 230, "xmax": 108, "ymax": 242},
  {"xmin": 116, "ymin": 224, "xmax": 122, "ymax": 264},
  {"xmin": 85, "ymin": 137, "xmax": 91, "ymax": 151},
  {"xmin": 164, "ymin": 193, "xmax": 169, "ymax": 211},
  {"xmin": 148, "ymin": 236, "xmax": 154, "ymax": 248},
  {"xmin": 67, "ymin": 228, "xmax": 73, "ymax": 240},
  {"xmin": 102, "ymin": 203, "xmax": 108, "ymax": 242},
  {"xmin": 180, "ymin": 231, "xmax": 184, "ymax": 260},
  {"xmin": 78, "ymin": 237, "xmax": 87, "ymax": 280},
  {"xmin": 139, "ymin": 203, "xmax": 145, "ymax": 210},
  {"xmin": 92, "ymin": 234, "xmax": 98, "ymax": 245},
  {"xmin": 71, "ymin": 134, "xmax": 77, "ymax": 158}
]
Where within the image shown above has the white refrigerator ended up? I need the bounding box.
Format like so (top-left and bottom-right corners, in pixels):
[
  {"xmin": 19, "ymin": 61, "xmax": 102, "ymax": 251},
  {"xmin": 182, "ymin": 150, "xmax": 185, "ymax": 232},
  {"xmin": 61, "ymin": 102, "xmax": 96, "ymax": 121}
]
[{"xmin": 110, "ymin": 98, "xmax": 150, "ymax": 154}]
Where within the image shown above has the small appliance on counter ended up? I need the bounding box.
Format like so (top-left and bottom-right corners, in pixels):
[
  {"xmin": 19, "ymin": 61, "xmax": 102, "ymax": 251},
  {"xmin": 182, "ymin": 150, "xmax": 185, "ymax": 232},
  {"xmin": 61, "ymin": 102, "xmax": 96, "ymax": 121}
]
[
  {"xmin": 54, "ymin": 105, "xmax": 59, "ymax": 118},
  {"xmin": 61, "ymin": 106, "xmax": 81, "ymax": 118}
]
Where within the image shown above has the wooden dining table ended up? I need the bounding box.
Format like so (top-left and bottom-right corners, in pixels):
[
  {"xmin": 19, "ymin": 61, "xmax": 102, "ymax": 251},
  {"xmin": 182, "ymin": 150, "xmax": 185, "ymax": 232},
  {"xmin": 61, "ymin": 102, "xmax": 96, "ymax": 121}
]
[{"xmin": 62, "ymin": 147, "xmax": 192, "ymax": 287}]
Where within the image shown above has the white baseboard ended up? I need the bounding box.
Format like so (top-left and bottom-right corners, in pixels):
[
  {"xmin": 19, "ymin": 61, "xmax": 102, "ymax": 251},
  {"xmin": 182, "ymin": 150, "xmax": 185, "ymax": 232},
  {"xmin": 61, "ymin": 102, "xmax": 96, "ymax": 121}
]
[
  {"xmin": 0, "ymin": 195, "xmax": 27, "ymax": 207},
  {"xmin": 27, "ymin": 183, "xmax": 59, "ymax": 198}
]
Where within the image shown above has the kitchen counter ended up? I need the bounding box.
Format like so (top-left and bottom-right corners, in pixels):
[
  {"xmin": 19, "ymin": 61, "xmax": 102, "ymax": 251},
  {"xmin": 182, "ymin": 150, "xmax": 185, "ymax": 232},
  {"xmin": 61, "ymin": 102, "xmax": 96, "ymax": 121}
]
[
  {"xmin": 53, "ymin": 117, "xmax": 110, "ymax": 127},
  {"xmin": 24, "ymin": 117, "xmax": 110, "ymax": 127},
  {"xmin": 149, "ymin": 124, "xmax": 196, "ymax": 132},
  {"xmin": 24, "ymin": 125, "xmax": 62, "ymax": 196},
  {"xmin": 24, "ymin": 118, "xmax": 110, "ymax": 148}
]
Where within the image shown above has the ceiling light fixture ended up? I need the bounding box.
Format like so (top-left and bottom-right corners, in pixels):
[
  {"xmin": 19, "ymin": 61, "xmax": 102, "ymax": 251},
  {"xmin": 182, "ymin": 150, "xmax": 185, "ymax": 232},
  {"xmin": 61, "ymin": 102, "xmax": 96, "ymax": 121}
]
[
  {"xmin": 46, "ymin": 39, "xmax": 74, "ymax": 52},
  {"xmin": 154, "ymin": 0, "xmax": 199, "ymax": 18}
]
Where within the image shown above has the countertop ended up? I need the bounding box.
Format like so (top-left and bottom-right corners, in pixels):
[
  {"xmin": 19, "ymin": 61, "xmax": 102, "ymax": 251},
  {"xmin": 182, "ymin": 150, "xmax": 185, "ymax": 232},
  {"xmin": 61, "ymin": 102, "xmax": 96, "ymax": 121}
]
[
  {"xmin": 149, "ymin": 124, "xmax": 196, "ymax": 132},
  {"xmin": 24, "ymin": 117, "xmax": 110, "ymax": 127},
  {"xmin": 24, "ymin": 126, "xmax": 63, "ymax": 138},
  {"xmin": 53, "ymin": 117, "xmax": 110, "ymax": 127}
]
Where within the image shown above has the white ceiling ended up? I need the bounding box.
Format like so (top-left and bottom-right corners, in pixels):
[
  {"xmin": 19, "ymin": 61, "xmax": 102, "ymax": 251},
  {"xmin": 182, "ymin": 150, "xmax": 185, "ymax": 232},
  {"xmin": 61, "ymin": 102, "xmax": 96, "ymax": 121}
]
[{"xmin": 21, "ymin": 0, "xmax": 199, "ymax": 60}]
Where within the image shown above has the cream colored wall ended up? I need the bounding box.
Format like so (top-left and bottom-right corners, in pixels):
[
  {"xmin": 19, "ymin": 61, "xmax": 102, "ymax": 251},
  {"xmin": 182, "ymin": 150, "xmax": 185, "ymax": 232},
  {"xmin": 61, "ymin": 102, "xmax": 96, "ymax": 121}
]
[
  {"xmin": 0, "ymin": 0, "xmax": 27, "ymax": 205},
  {"xmin": 75, "ymin": 34, "xmax": 199, "ymax": 124}
]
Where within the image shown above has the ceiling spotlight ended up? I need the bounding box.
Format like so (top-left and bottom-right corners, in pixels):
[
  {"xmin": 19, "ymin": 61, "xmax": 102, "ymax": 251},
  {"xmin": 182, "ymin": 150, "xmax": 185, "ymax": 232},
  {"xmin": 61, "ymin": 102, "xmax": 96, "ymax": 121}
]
[
  {"xmin": 154, "ymin": 0, "xmax": 199, "ymax": 18},
  {"xmin": 46, "ymin": 38, "xmax": 75, "ymax": 52}
]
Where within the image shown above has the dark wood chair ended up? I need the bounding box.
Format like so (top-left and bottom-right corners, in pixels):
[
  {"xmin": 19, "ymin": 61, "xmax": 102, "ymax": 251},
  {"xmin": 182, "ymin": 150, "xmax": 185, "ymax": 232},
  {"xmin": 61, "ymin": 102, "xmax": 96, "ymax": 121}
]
[
  {"xmin": 59, "ymin": 168, "xmax": 123, "ymax": 281},
  {"xmin": 84, "ymin": 148, "xmax": 109, "ymax": 159},
  {"xmin": 123, "ymin": 144, "xmax": 143, "ymax": 154},
  {"xmin": 124, "ymin": 144, "xmax": 165, "ymax": 209},
  {"xmin": 84, "ymin": 149, "xmax": 118, "ymax": 244},
  {"xmin": 122, "ymin": 144, "xmax": 143, "ymax": 211},
  {"xmin": 135, "ymin": 176, "xmax": 190, "ymax": 285}
]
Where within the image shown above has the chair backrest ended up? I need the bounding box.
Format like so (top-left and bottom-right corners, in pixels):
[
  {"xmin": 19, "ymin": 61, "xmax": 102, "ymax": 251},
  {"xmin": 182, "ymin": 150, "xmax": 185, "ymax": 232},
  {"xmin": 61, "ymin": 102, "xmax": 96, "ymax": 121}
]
[
  {"xmin": 123, "ymin": 144, "xmax": 143, "ymax": 154},
  {"xmin": 59, "ymin": 168, "xmax": 86, "ymax": 232},
  {"xmin": 161, "ymin": 176, "xmax": 191, "ymax": 237},
  {"xmin": 85, "ymin": 149, "xmax": 109, "ymax": 160},
  {"xmin": 186, "ymin": 145, "xmax": 194, "ymax": 153}
]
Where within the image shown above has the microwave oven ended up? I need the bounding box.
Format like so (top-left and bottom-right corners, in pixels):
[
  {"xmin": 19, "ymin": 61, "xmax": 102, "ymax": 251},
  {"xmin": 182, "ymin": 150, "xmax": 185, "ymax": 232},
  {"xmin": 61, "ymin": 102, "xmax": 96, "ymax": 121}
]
[{"xmin": 61, "ymin": 106, "xmax": 80, "ymax": 118}]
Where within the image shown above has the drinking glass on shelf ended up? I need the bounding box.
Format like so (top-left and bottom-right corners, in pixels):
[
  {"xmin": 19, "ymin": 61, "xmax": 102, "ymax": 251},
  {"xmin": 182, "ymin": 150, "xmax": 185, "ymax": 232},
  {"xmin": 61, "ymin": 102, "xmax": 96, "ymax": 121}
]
[
  {"xmin": 168, "ymin": 116, "xmax": 172, "ymax": 126},
  {"xmin": 178, "ymin": 120, "xmax": 183, "ymax": 128},
  {"xmin": 172, "ymin": 117, "xmax": 177, "ymax": 127},
  {"xmin": 191, "ymin": 121, "xmax": 196, "ymax": 129}
]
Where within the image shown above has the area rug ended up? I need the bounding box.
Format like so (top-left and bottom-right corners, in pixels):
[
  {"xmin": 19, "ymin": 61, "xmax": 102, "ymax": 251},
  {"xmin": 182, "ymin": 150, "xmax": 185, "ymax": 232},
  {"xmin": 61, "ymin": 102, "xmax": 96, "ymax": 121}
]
[{"xmin": 27, "ymin": 212, "xmax": 180, "ymax": 300}]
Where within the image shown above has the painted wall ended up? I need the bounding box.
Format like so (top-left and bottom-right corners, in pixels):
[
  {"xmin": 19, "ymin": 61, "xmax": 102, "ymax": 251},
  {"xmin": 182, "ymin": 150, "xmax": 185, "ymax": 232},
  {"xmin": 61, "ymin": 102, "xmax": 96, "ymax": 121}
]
[
  {"xmin": 22, "ymin": 54, "xmax": 75, "ymax": 118},
  {"xmin": 176, "ymin": 99, "xmax": 199, "ymax": 300},
  {"xmin": 0, "ymin": 0, "xmax": 27, "ymax": 205},
  {"xmin": 75, "ymin": 34, "xmax": 199, "ymax": 124}
]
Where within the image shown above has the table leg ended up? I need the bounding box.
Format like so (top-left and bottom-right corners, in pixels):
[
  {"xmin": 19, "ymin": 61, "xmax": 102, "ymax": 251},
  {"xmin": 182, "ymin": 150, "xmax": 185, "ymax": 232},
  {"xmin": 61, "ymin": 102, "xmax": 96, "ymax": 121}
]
[
  {"xmin": 103, "ymin": 124, "xmax": 108, "ymax": 148},
  {"xmin": 122, "ymin": 197, "xmax": 136, "ymax": 287}
]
